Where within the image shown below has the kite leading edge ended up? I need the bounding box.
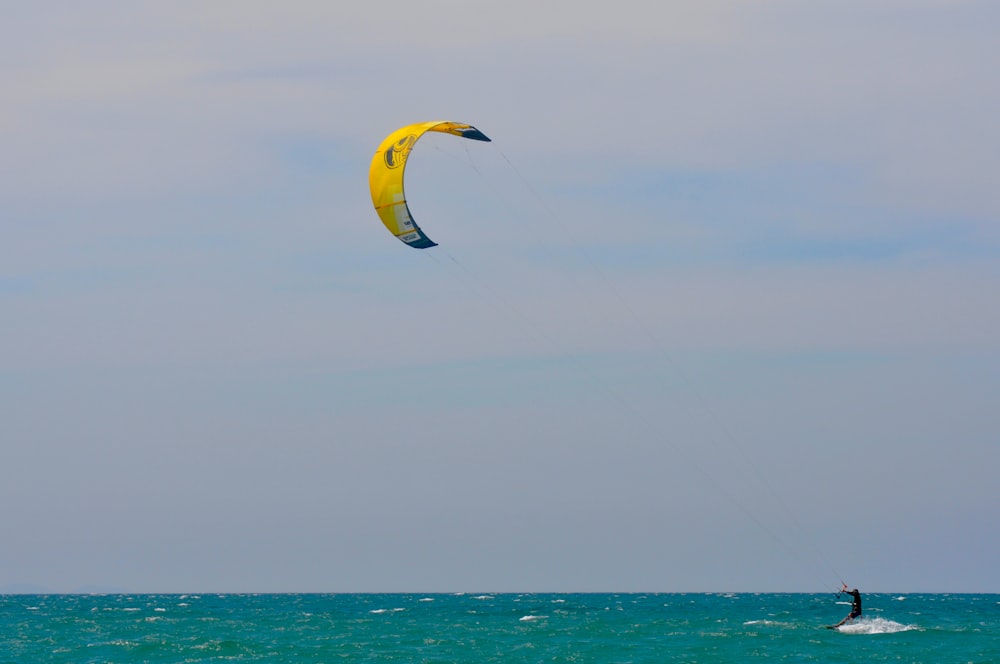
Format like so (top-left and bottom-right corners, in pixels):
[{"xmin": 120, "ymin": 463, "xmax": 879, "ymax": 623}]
[{"xmin": 369, "ymin": 121, "xmax": 491, "ymax": 249}]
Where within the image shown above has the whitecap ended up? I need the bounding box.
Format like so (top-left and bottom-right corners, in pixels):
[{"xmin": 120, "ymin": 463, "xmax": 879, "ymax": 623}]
[
  {"xmin": 836, "ymin": 618, "xmax": 917, "ymax": 634},
  {"xmin": 419, "ymin": 597, "xmax": 435, "ymax": 602},
  {"xmin": 520, "ymin": 614, "xmax": 547, "ymax": 622}
]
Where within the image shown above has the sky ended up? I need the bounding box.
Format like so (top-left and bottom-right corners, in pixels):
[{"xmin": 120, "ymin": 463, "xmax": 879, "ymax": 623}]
[{"xmin": 2, "ymin": 1, "xmax": 998, "ymax": 594}]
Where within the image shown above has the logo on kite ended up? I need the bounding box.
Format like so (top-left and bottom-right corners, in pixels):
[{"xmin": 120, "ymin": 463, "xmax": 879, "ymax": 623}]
[{"xmin": 384, "ymin": 135, "xmax": 417, "ymax": 169}]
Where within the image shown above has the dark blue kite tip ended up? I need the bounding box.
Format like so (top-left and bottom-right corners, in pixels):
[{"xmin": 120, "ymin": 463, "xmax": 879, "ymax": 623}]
[{"xmin": 461, "ymin": 127, "xmax": 491, "ymax": 142}]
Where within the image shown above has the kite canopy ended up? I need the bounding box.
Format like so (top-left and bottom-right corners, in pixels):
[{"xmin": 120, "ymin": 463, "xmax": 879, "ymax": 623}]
[{"xmin": 369, "ymin": 121, "xmax": 491, "ymax": 248}]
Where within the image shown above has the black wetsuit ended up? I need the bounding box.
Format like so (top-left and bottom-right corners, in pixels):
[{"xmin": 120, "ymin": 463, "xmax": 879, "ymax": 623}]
[{"xmin": 847, "ymin": 590, "xmax": 862, "ymax": 619}]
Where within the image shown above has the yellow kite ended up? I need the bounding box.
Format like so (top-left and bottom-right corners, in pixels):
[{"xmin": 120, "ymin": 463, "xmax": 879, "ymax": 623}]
[{"xmin": 369, "ymin": 121, "xmax": 491, "ymax": 248}]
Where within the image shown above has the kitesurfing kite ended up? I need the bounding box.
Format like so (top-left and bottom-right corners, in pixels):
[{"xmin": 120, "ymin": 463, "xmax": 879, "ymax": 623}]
[{"xmin": 369, "ymin": 121, "xmax": 491, "ymax": 248}]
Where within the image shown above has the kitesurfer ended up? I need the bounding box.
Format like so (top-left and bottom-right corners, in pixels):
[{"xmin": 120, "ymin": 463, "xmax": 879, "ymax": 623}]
[{"xmin": 832, "ymin": 586, "xmax": 862, "ymax": 627}]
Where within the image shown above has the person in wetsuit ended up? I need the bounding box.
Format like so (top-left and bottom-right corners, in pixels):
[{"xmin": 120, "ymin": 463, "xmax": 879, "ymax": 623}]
[{"xmin": 833, "ymin": 587, "xmax": 862, "ymax": 627}]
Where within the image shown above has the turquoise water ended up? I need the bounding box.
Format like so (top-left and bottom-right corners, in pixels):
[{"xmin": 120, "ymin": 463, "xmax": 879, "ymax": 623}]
[{"xmin": 2, "ymin": 593, "xmax": 997, "ymax": 662}]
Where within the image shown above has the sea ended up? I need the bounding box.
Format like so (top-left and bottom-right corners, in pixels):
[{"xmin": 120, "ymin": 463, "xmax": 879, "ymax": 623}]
[{"xmin": 2, "ymin": 593, "xmax": 997, "ymax": 663}]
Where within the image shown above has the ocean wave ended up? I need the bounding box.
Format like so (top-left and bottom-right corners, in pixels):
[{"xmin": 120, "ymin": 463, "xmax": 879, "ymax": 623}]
[
  {"xmin": 837, "ymin": 617, "xmax": 917, "ymax": 634},
  {"xmin": 743, "ymin": 619, "xmax": 789, "ymax": 627}
]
